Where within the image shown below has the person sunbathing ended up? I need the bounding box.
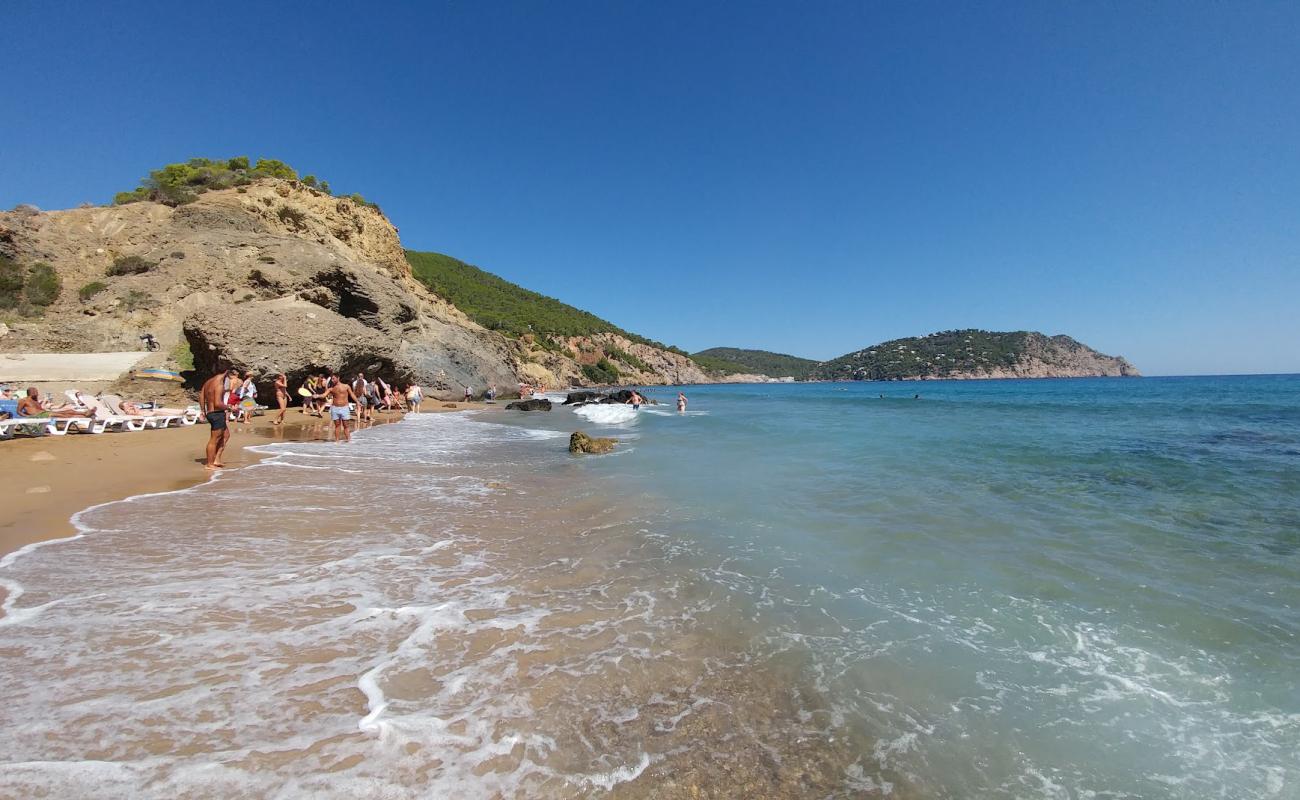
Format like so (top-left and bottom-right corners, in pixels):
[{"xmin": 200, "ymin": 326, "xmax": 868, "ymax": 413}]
[
  {"xmin": 118, "ymin": 400, "xmax": 189, "ymax": 416},
  {"xmin": 17, "ymin": 387, "xmax": 94, "ymax": 418}
]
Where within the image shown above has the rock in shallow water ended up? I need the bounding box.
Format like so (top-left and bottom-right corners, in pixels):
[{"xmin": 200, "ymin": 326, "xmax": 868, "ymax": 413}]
[
  {"xmin": 569, "ymin": 431, "xmax": 617, "ymax": 454},
  {"xmin": 506, "ymin": 399, "xmax": 552, "ymax": 411}
]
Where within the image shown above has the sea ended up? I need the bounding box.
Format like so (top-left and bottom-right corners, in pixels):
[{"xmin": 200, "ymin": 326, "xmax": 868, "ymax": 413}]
[{"xmin": 0, "ymin": 376, "xmax": 1297, "ymax": 799}]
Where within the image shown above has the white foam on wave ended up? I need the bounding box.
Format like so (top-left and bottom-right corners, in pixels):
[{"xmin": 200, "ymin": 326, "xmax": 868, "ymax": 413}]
[
  {"xmin": 0, "ymin": 407, "xmax": 701, "ymax": 798},
  {"xmin": 571, "ymin": 404, "xmax": 639, "ymax": 426}
]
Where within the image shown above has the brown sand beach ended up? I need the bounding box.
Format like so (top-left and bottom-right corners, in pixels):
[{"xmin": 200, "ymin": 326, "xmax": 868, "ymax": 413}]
[{"xmin": 0, "ymin": 401, "xmax": 482, "ymax": 563}]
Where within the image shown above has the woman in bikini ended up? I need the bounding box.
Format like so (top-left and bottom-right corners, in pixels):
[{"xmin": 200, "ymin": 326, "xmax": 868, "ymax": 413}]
[{"xmin": 273, "ymin": 373, "xmax": 288, "ymax": 424}]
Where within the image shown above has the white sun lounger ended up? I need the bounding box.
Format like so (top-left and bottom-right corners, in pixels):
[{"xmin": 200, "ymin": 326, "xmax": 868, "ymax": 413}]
[
  {"xmin": 0, "ymin": 417, "xmax": 48, "ymax": 439},
  {"xmin": 101, "ymin": 394, "xmax": 174, "ymax": 429},
  {"xmin": 0, "ymin": 414, "xmax": 96, "ymax": 438},
  {"xmin": 79, "ymin": 395, "xmax": 147, "ymax": 432}
]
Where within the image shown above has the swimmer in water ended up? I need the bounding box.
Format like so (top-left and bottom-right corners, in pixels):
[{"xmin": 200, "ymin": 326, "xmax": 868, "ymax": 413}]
[{"xmin": 677, "ymin": 392, "xmax": 687, "ymax": 412}]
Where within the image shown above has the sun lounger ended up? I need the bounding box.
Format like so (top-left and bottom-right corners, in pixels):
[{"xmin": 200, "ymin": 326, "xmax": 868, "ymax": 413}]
[
  {"xmin": 0, "ymin": 415, "xmax": 46, "ymax": 439},
  {"xmin": 78, "ymin": 395, "xmax": 147, "ymax": 432},
  {"xmin": 101, "ymin": 394, "xmax": 172, "ymax": 429}
]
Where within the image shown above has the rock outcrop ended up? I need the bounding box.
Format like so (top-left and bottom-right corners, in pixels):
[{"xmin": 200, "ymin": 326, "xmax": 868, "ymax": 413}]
[
  {"xmin": 506, "ymin": 398, "xmax": 552, "ymax": 411},
  {"xmin": 0, "ymin": 181, "xmax": 536, "ymax": 397},
  {"xmin": 569, "ymin": 431, "xmax": 617, "ymax": 454}
]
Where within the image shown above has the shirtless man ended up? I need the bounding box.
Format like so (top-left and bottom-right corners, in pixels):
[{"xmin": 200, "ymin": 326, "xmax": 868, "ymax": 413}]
[
  {"xmin": 199, "ymin": 368, "xmax": 240, "ymax": 470},
  {"xmin": 16, "ymin": 387, "xmax": 94, "ymax": 419},
  {"xmin": 324, "ymin": 377, "xmax": 359, "ymax": 443}
]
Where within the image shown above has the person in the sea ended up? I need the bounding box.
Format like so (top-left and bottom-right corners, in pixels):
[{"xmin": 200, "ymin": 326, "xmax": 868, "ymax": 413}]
[
  {"xmin": 677, "ymin": 392, "xmax": 687, "ymax": 412},
  {"xmin": 324, "ymin": 377, "xmax": 359, "ymax": 443},
  {"xmin": 16, "ymin": 387, "xmax": 94, "ymax": 419},
  {"xmin": 272, "ymin": 373, "xmax": 288, "ymax": 425},
  {"xmin": 627, "ymin": 389, "xmax": 644, "ymax": 411},
  {"xmin": 199, "ymin": 368, "xmax": 240, "ymax": 470}
]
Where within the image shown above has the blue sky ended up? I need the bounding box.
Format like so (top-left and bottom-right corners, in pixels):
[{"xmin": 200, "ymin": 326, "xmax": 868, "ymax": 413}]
[{"xmin": 3, "ymin": 2, "xmax": 1297, "ymax": 375}]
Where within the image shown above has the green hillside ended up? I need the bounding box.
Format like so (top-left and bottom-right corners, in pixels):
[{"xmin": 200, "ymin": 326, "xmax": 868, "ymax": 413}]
[
  {"xmin": 692, "ymin": 347, "xmax": 820, "ymax": 379},
  {"xmin": 813, "ymin": 329, "xmax": 1137, "ymax": 380},
  {"xmin": 405, "ymin": 250, "xmax": 684, "ymax": 353}
]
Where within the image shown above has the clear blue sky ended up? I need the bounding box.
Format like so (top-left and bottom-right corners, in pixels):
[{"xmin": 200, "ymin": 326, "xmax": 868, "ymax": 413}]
[{"xmin": 3, "ymin": 2, "xmax": 1297, "ymax": 375}]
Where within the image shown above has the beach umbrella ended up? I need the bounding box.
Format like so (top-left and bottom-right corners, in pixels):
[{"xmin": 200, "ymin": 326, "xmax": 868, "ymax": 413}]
[{"xmin": 133, "ymin": 368, "xmax": 185, "ymax": 383}]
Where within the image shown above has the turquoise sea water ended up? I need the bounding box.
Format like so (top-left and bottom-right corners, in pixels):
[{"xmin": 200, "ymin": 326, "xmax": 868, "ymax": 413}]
[
  {"xmin": 507, "ymin": 376, "xmax": 1300, "ymax": 797},
  {"xmin": 0, "ymin": 375, "xmax": 1296, "ymax": 798}
]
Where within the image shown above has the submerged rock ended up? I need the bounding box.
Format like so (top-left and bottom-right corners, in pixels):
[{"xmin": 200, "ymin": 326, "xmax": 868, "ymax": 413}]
[
  {"xmin": 506, "ymin": 398, "xmax": 552, "ymax": 411},
  {"xmin": 569, "ymin": 431, "xmax": 617, "ymax": 454},
  {"xmin": 562, "ymin": 391, "xmax": 601, "ymax": 405}
]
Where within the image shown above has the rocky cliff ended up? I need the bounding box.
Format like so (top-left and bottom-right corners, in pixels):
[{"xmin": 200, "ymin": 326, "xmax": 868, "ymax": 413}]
[
  {"xmin": 0, "ymin": 180, "xmax": 725, "ymax": 397},
  {"xmin": 815, "ymin": 330, "xmax": 1139, "ymax": 381}
]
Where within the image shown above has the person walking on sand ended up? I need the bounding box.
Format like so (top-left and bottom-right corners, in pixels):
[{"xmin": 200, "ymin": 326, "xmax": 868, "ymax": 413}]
[
  {"xmin": 464, "ymin": 384, "xmax": 473, "ymax": 403},
  {"xmin": 677, "ymin": 392, "xmax": 687, "ymax": 413},
  {"xmin": 352, "ymin": 373, "xmax": 370, "ymax": 423},
  {"xmin": 200, "ymin": 368, "xmax": 240, "ymax": 470},
  {"xmin": 273, "ymin": 373, "xmax": 288, "ymax": 425},
  {"xmin": 324, "ymin": 378, "xmax": 359, "ymax": 443}
]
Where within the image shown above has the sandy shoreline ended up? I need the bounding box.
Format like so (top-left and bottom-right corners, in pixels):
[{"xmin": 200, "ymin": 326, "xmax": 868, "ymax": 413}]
[{"xmin": 0, "ymin": 401, "xmax": 486, "ymax": 562}]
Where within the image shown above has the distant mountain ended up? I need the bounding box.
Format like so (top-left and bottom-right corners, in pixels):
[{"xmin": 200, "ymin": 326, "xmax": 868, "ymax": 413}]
[
  {"xmin": 814, "ymin": 330, "xmax": 1139, "ymax": 381},
  {"xmin": 693, "ymin": 347, "xmax": 820, "ymax": 379}
]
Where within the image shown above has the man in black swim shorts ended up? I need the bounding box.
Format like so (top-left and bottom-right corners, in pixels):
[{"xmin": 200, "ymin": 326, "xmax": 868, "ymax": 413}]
[{"xmin": 199, "ymin": 367, "xmax": 239, "ymax": 470}]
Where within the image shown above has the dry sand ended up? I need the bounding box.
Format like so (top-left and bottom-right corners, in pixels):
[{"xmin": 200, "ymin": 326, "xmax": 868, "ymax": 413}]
[{"xmin": 0, "ymin": 401, "xmax": 486, "ymax": 560}]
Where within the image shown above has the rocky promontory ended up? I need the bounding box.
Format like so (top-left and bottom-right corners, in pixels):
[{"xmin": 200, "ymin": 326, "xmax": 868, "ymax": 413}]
[{"xmin": 814, "ymin": 330, "xmax": 1139, "ymax": 381}]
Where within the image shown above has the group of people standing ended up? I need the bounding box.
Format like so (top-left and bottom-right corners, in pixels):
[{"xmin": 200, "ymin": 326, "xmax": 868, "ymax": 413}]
[
  {"xmin": 296, "ymin": 373, "xmax": 422, "ymax": 423},
  {"xmin": 198, "ymin": 368, "xmax": 428, "ymax": 468}
]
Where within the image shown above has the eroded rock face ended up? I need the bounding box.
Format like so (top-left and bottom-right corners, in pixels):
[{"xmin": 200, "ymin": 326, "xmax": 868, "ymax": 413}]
[
  {"xmin": 506, "ymin": 399, "xmax": 553, "ymax": 411},
  {"xmin": 183, "ymin": 303, "xmax": 406, "ymax": 391},
  {"xmin": 568, "ymin": 431, "xmax": 617, "ymax": 454},
  {"xmin": 0, "ymin": 180, "xmax": 527, "ymax": 399}
]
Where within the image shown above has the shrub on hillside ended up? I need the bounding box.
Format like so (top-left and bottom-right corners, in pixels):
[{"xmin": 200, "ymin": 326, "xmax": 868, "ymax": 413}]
[
  {"xmin": 277, "ymin": 205, "xmax": 307, "ymax": 229},
  {"xmin": 171, "ymin": 340, "xmax": 195, "ymax": 371},
  {"xmin": 0, "ymin": 260, "xmax": 61, "ymax": 316},
  {"xmin": 107, "ymin": 255, "xmax": 156, "ymax": 276},
  {"xmin": 78, "ymin": 281, "xmax": 108, "ymax": 302},
  {"xmin": 607, "ymin": 346, "xmax": 649, "ymax": 373},
  {"xmin": 0, "ymin": 255, "xmax": 23, "ymax": 310},
  {"xmin": 112, "ymin": 156, "xmax": 320, "ymax": 207},
  {"xmin": 24, "ymin": 262, "xmax": 60, "ymax": 305},
  {"xmin": 121, "ymin": 290, "xmax": 156, "ymax": 312},
  {"xmin": 581, "ymin": 358, "xmax": 621, "ymax": 385}
]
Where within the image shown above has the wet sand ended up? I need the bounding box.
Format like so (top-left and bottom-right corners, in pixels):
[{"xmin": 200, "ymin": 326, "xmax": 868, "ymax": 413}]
[{"xmin": 0, "ymin": 401, "xmax": 487, "ymax": 560}]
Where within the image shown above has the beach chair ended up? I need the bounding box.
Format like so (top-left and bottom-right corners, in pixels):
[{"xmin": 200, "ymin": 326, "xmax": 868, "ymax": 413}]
[
  {"xmin": 0, "ymin": 400, "xmax": 53, "ymax": 438},
  {"xmin": 80, "ymin": 395, "xmax": 147, "ymax": 432},
  {"xmin": 0, "ymin": 417, "xmax": 41, "ymax": 439},
  {"xmin": 101, "ymin": 394, "xmax": 177, "ymax": 429}
]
